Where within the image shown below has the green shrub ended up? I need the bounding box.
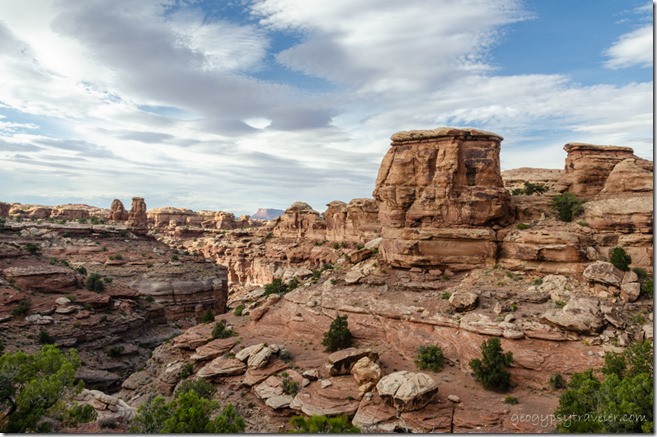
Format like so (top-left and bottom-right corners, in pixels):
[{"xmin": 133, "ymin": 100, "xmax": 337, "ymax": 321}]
[
  {"xmin": 99, "ymin": 417, "xmax": 118, "ymax": 429},
  {"xmin": 332, "ymin": 242, "xmax": 340, "ymax": 250},
  {"xmin": 0, "ymin": 339, "xmax": 4, "ymax": 355},
  {"xmin": 532, "ymin": 278, "xmax": 543, "ymax": 286},
  {"xmin": 145, "ymin": 295, "xmax": 155, "ymax": 303},
  {"xmin": 441, "ymin": 291, "xmax": 452, "ymax": 300},
  {"xmin": 279, "ymin": 349, "xmax": 293, "ymax": 363},
  {"xmin": 233, "ymin": 304, "xmax": 244, "ymax": 317},
  {"xmin": 90, "ymin": 216, "xmax": 101, "ymax": 225},
  {"xmin": 322, "ymin": 315, "xmax": 352, "ymax": 352},
  {"xmin": 632, "ymin": 267, "xmax": 648, "ymax": 280},
  {"xmin": 60, "ymin": 403, "xmax": 97, "ymax": 426},
  {"xmin": 281, "ymin": 374, "xmax": 299, "ymax": 396},
  {"xmin": 504, "ymin": 395, "xmax": 518, "ymax": 405},
  {"xmin": 85, "ymin": 273, "xmax": 104, "ymax": 292},
  {"xmin": 211, "ymin": 320, "xmax": 233, "ymax": 339},
  {"xmin": 552, "ymin": 192, "xmax": 584, "ymax": 222},
  {"xmin": 469, "ymin": 337, "xmax": 513, "ymax": 391},
  {"xmin": 511, "ymin": 188, "xmax": 523, "ymax": 195},
  {"xmin": 200, "ymin": 309, "xmax": 215, "ymax": 324},
  {"xmin": 415, "ymin": 345, "xmax": 445, "ymax": 372},
  {"xmin": 311, "ymin": 270, "xmax": 321, "ymax": 282},
  {"xmin": 0, "ymin": 345, "xmax": 81, "ymax": 433},
  {"xmin": 24, "ymin": 243, "xmax": 39, "ymax": 254},
  {"xmin": 74, "ymin": 266, "xmax": 87, "ymax": 276},
  {"xmin": 516, "ymin": 223, "xmax": 529, "ymax": 230},
  {"xmin": 38, "ymin": 329, "xmax": 55, "ymax": 345},
  {"xmin": 555, "ymin": 341, "xmax": 653, "ymax": 433},
  {"xmin": 176, "ymin": 379, "xmax": 216, "ymax": 400},
  {"xmin": 549, "ymin": 373, "xmax": 567, "ymax": 390},
  {"xmin": 555, "ymin": 300, "xmax": 566, "ymax": 308},
  {"xmin": 263, "ymin": 278, "xmax": 288, "ymax": 296},
  {"xmin": 107, "ymin": 345, "xmax": 124, "ymax": 358},
  {"xmin": 641, "ymin": 279, "xmax": 653, "ymax": 299},
  {"xmin": 170, "ymin": 254, "xmax": 179, "ymax": 262},
  {"xmin": 609, "ymin": 247, "xmax": 631, "ymax": 272},
  {"xmin": 179, "ymin": 363, "xmax": 194, "ymax": 379},
  {"xmin": 130, "ymin": 391, "xmax": 245, "ymax": 433},
  {"xmin": 287, "ymin": 277, "xmax": 299, "ymax": 291},
  {"xmin": 289, "ymin": 415, "xmax": 360, "ymax": 433},
  {"xmin": 11, "ymin": 299, "xmax": 31, "ymax": 316},
  {"xmin": 523, "ymin": 181, "xmax": 548, "ymax": 195}
]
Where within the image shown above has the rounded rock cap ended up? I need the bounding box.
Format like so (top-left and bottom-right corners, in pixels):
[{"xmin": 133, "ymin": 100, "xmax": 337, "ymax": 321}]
[
  {"xmin": 563, "ymin": 142, "xmax": 634, "ymax": 154},
  {"xmin": 391, "ymin": 126, "xmax": 503, "ymax": 143}
]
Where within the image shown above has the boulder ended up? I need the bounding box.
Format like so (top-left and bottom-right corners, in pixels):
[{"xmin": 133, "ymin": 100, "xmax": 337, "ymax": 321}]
[
  {"xmin": 235, "ymin": 343, "xmax": 265, "ymax": 362},
  {"xmin": 289, "ymin": 376, "xmax": 361, "ymax": 417},
  {"xmin": 620, "ymin": 282, "xmax": 641, "ymax": 303},
  {"xmin": 376, "ymin": 371, "xmax": 439, "ymax": 413},
  {"xmin": 197, "ymin": 358, "xmax": 246, "ymax": 379},
  {"xmin": 247, "ymin": 345, "xmax": 273, "ymax": 369},
  {"xmin": 583, "ymin": 261, "xmax": 624, "ymax": 287},
  {"xmin": 327, "ymin": 348, "xmax": 379, "ymax": 376},
  {"xmin": 448, "ymin": 292, "xmax": 478, "ymax": 312},
  {"xmin": 541, "ymin": 297, "xmax": 606, "ymax": 334},
  {"xmin": 190, "ymin": 338, "xmax": 238, "ymax": 362},
  {"xmin": 351, "ymin": 356, "xmax": 382, "ymax": 396}
]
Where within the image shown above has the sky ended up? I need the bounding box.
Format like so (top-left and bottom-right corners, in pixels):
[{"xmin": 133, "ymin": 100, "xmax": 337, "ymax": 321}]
[{"xmin": 0, "ymin": 0, "xmax": 653, "ymax": 215}]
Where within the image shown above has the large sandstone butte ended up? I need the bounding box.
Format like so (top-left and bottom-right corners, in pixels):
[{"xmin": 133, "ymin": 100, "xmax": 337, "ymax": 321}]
[{"xmin": 373, "ymin": 127, "xmax": 512, "ymax": 269}]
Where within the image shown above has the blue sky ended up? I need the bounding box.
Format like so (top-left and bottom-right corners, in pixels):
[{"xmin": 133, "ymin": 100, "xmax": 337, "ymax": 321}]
[{"xmin": 0, "ymin": 0, "xmax": 652, "ymax": 215}]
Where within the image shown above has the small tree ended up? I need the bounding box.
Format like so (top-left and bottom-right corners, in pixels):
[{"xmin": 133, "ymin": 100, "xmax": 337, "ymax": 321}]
[
  {"xmin": 322, "ymin": 315, "xmax": 352, "ymax": 352},
  {"xmin": 85, "ymin": 273, "xmax": 104, "ymax": 292},
  {"xmin": 523, "ymin": 181, "xmax": 548, "ymax": 195},
  {"xmin": 263, "ymin": 278, "xmax": 288, "ymax": 296},
  {"xmin": 552, "ymin": 192, "xmax": 584, "ymax": 222},
  {"xmin": 211, "ymin": 320, "xmax": 233, "ymax": 339},
  {"xmin": 609, "ymin": 247, "xmax": 632, "ymax": 272},
  {"xmin": 289, "ymin": 415, "xmax": 360, "ymax": 433},
  {"xmin": 200, "ymin": 309, "xmax": 214, "ymax": 324},
  {"xmin": 469, "ymin": 337, "xmax": 513, "ymax": 391},
  {"xmin": 0, "ymin": 345, "xmax": 82, "ymax": 433},
  {"xmin": 414, "ymin": 345, "xmax": 445, "ymax": 372}
]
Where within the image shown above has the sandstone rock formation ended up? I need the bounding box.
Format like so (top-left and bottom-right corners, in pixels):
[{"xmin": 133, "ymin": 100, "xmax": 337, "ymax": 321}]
[
  {"xmin": 324, "ymin": 199, "xmax": 380, "ymax": 243},
  {"xmin": 126, "ymin": 197, "xmax": 148, "ymax": 230},
  {"xmin": 148, "ymin": 207, "xmax": 196, "ymax": 228},
  {"xmin": 554, "ymin": 143, "xmax": 635, "ymax": 199},
  {"xmin": 373, "ymin": 127, "xmax": 511, "ymax": 269},
  {"xmin": 376, "ymin": 371, "xmax": 438, "ymax": 412},
  {"xmin": 501, "ymin": 167, "xmax": 562, "ymax": 193},
  {"xmin": 0, "ymin": 202, "xmax": 10, "ymax": 217},
  {"xmin": 109, "ymin": 199, "xmax": 129, "ymax": 222},
  {"xmin": 251, "ymin": 208, "xmax": 285, "ymax": 221},
  {"xmin": 51, "ymin": 204, "xmax": 93, "ymax": 220},
  {"xmin": 272, "ymin": 202, "xmax": 326, "ymax": 240}
]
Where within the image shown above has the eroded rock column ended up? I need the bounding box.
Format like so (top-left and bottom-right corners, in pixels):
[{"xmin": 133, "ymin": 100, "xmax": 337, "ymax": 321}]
[{"xmin": 373, "ymin": 127, "xmax": 511, "ymax": 270}]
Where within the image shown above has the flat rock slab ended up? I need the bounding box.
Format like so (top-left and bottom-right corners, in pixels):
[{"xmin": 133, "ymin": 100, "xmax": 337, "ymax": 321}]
[
  {"xmin": 190, "ymin": 338, "xmax": 238, "ymax": 362},
  {"xmin": 265, "ymin": 395, "xmax": 294, "ymax": 410},
  {"xmin": 197, "ymin": 357, "xmax": 246, "ymax": 379},
  {"xmin": 290, "ymin": 376, "xmax": 361, "ymax": 417},
  {"xmin": 171, "ymin": 323, "xmax": 213, "ymax": 350},
  {"xmin": 327, "ymin": 347, "xmax": 379, "ymax": 376},
  {"xmin": 243, "ymin": 361, "xmax": 288, "ymax": 387}
]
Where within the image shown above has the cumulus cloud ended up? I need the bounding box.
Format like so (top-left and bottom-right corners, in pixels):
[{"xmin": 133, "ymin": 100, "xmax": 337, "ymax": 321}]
[{"xmin": 604, "ymin": 24, "xmax": 653, "ymax": 69}]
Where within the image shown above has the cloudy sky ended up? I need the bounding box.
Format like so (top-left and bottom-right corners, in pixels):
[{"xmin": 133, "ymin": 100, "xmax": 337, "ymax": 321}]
[{"xmin": 0, "ymin": 0, "xmax": 652, "ymax": 215}]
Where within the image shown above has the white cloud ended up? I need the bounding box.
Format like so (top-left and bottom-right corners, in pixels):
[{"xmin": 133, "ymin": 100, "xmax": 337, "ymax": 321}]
[{"xmin": 604, "ymin": 24, "xmax": 653, "ymax": 69}]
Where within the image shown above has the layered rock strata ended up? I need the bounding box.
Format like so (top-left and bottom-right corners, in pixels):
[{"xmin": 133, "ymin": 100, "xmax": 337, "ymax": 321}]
[{"xmin": 373, "ymin": 127, "xmax": 512, "ymax": 269}]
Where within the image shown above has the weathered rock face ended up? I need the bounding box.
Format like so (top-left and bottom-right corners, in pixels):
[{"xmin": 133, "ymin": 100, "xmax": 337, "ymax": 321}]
[
  {"xmin": 51, "ymin": 204, "xmax": 92, "ymax": 220},
  {"xmin": 0, "ymin": 202, "xmax": 10, "ymax": 217},
  {"xmin": 109, "ymin": 199, "xmax": 129, "ymax": 222},
  {"xmin": 3, "ymin": 265, "xmax": 79, "ymax": 293},
  {"xmin": 324, "ymin": 199, "xmax": 381, "ymax": 243},
  {"xmin": 272, "ymin": 202, "xmax": 326, "ymax": 240},
  {"xmin": 373, "ymin": 127, "xmax": 511, "ymax": 269},
  {"xmin": 148, "ymin": 207, "xmax": 196, "ymax": 228},
  {"xmin": 555, "ymin": 143, "xmax": 635, "ymax": 200},
  {"xmin": 600, "ymin": 158, "xmax": 653, "ymax": 195},
  {"xmin": 501, "ymin": 167, "xmax": 563, "ymax": 193},
  {"xmin": 126, "ymin": 197, "xmax": 148, "ymax": 230}
]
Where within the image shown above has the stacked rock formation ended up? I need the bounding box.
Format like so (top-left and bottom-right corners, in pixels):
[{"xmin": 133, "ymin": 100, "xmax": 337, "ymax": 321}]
[
  {"xmin": 126, "ymin": 197, "xmax": 148, "ymax": 230},
  {"xmin": 272, "ymin": 201, "xmax": 327, "ymax": 240},
  {"xmin": 108, "ymin": 199, "xmax": 129, "ymax": 222},
  {"xmin": 373, "ymin": 127, "xmax": 512, "ymax": 270}
]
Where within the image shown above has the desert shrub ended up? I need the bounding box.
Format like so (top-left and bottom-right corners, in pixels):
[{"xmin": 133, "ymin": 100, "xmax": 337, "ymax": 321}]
[
  {"xmin": 632, "ymin": 267, "xmax": 648, "ymax": 280},
  {"xmin": 332, "ymin": 242, "xmax": 340, "ymax": 249},
  {"xmin": 59, "ymin": 403, "xmax": 97, "ymax": 426},
  {"xmin": 107, "ymin": 345, "xmax": 124, "ymax": 358},
  {"xmin": 145, "ymin": 295, "xmax": 155, "ymax": 303},
  {"xmin": 90, "ymin": 216, "xmax": 101, "ymax": 225},
  {"xmin": 200, "ymin": 309, "xmax": 214, "ymax": 324},
  {"xmin": 99, "ymin": 417, "xmax": 119, "ymax": 429},
  {"xmin": 24, "ymin": 243, "xmax": 39, "ymax": 254},
  {"xmin": 38, "ymin": 329, "xmax": 55, "ymax": 345},
  {"xmin": 322, "ymin": 315, "xmax": 352, "ymax": 352},
  {"xmin": 170, "ymin": 254, "xmax": 179, "ymax": 262},
  {"xmin": 233, "ymin": 304, "xmax": 244, "ymax": 317},
  {"xmin": 85, "ymin": 273, "xmax": 104, "ymax": 292},
  {"xmin": 289, "ymin": 415, "xmax": 360, "ymax": 433},
  {"xmin": 516, "ymin": 223, "xmax": 530, "ymax": 230},
  {"xmin": 555, "ymin": 341, "xmax": 653, "ymax": 433},
  {"xmin": 281, "ymin": 374, "xmax": 299, "ymax": 396},
  {"xmin": 641, "ymin": 279, "xmax": 653, "ymax": 299},
  {"xmin": 179, "ymin": 363, "xmax": 194, "ymax": 379},
  {"xmin": 504, "ymin": 395, "xmax": 518, "ymax": 405},
  {"xmin": 323, "ymin": 263, "xmax": 334, "ymax": 270},
  {"xmin": 130, "ymin": 391, "xmax": 244, "ymax": 433},
  {"xmin": 441, "ymin": 291, "xmax": 451, "ymax": 300},
  {"xmin": 532, "ymin": 278, "xmax": 543, "ymax": 286},
  {"xmin": 0, "ymin": 345, "xmax": 81, "ymax": 433},
  {"xmin": 555, "ymin": 300, "xmax": 566, "ymax": 308},
  {"xmin": 279, "ymin": 349, "xmax": 293, "ymax": 363},
  {"xmin": 263, "ymin": 278, "xmax": 288, "ymax": 296},
  {"xmin": 0, "ymin": 218, "xmax": 5, "ymax": 231},
  {"xmin": 469, "ymin": 337, "xmax": 513, "ymax": 391},
  {"xmin": 11, "ymin": 299, "xmax": 31, "ymax": 316},
  {"xmin": 549, "ymin": 373, "xmax": 567, "ymax": 390},
  {"xmin": 103, "ymin": 276, "xmax": 113, "ymax": 284},
  {"xmin": 74, "ymin": 266, "xmax": 87, "ymax": 275},
  {"xmin": 287, "ymin": 277, "xmax": 299, "ymax": 291},
  {"xmin": 552, "ymin": 192, "xmax": 584, "ymax": 222},
  {"xmin": 108, "ymin": 253, "xmax": 123, "ymax": 261},
  {"xmin": 522, "ymin": 181, "xmax": 548, "ymax": 195},
  {"xmin": 414, "ymin": 345, "xmax": 445, "ymax": 372},
  {"xmin": 311, "ymin": 269, "xmax": 322, "ymax": 282},
  {"xmin": 211, "ymin": 320, "xmax": 233, "ymax": 339},
  {"xmin": 609, "ymin": 247, "xmax": 632, "ymax": 272},
  {"xmin": 511, "ymin": 188, "xmax": 524, "ymax": 195},
  {"xmin": 176, "ymin": 379, "xmax": 215, "ymax": 400},
  {"xmin": 0, "ymin": 339, "xmax": 4, "ymax": 355}
]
